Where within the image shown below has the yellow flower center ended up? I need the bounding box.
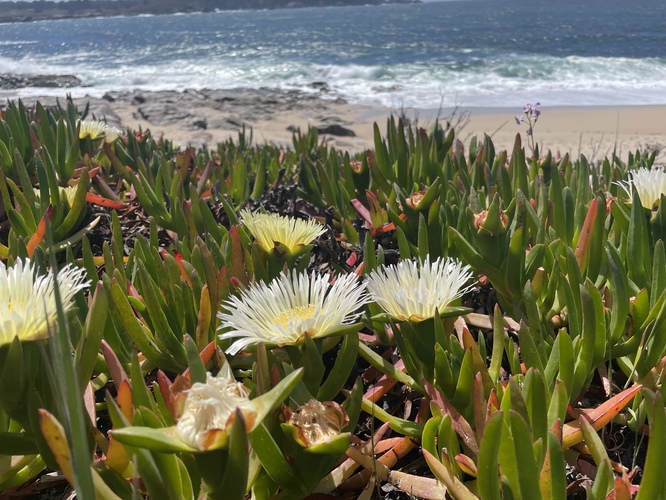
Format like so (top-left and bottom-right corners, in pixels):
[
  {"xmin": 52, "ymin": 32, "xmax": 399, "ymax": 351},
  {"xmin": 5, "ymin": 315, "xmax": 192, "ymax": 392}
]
[{"xmin": 274, "ymin": 305, "xmax": 316, "ymax": 328}]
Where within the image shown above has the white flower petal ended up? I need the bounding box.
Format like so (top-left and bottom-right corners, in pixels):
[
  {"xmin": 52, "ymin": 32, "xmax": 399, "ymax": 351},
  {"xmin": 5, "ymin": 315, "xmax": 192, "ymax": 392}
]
[
  {"xmin": 0, "ymin": 259, "xmax": 90, "ymax": 346},
  {"xmin": 218, "ymin": 270, "xmax": 367, "ymax": 355},
  {"xmin": 175, "ymin": 373, "xmax": 256, "ymax": 451},
  {"xmin": 619, "ymin": 168, "xmax": 666, "ymax": 210},
  {"xmin": 366, "ymin": 256, "xmax": 474, "ymax": 322}
]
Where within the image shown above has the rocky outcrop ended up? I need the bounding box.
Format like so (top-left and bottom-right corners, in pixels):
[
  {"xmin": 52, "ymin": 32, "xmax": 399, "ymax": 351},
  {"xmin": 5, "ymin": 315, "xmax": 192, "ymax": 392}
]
[{"xmin": 0, "ymin": 74, "xmax": 83, "ymax": 90}]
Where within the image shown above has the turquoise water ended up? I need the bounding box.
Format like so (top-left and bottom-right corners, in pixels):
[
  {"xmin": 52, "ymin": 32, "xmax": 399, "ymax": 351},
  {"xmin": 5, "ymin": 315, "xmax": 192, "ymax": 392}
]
[{"xmin": 1, "ymin": 0, "xmax": 665, "ymax": 107}]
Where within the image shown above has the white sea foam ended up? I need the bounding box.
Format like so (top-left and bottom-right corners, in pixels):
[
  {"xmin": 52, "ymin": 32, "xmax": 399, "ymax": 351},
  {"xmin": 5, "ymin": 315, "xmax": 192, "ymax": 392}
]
[
  {"xmin": 2, "ymin": 0, "xmax": 666, "ymax": 110},
  {"xmin": 4, "ymin": 53, "xmax": 666, "ymax": 108}
]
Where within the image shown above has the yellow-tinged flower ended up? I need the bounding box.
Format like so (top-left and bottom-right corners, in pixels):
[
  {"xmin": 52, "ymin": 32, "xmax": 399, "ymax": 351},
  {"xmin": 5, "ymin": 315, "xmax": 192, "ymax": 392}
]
[
  {"xmin": 240, "ymin": 209, "xmax": 326, "ymax": 255},
  {"xmin": 620, "ymin": 167, "xmax": 666, "ymax": 210},
  {"xmin": 78, "ymin": 119, "xmax": 121, "ymax": 143},
  {"xmin": 33, "ymin": 185, "xmax": 79, "ymax": 208},
  {"xmin": 0, "ymin": 259, "xmax": 89, "ymax": 346},
  {"xmin": 218, "ymin": 270, "xmax": 367, "ymax": 355},
  {"xmin": 366, "ymin": 256, "xmax": 474, "ymax": 322},
  {"xmin": 175, "ymin": 373, "xmax": 257, "ymax": 451}
]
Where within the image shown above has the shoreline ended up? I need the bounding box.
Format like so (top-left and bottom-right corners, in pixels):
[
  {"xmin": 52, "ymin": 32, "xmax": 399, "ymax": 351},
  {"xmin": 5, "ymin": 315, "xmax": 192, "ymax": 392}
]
[{"xmin": 2, "ymin": 88, "xmax": 665, "ymax": 163}]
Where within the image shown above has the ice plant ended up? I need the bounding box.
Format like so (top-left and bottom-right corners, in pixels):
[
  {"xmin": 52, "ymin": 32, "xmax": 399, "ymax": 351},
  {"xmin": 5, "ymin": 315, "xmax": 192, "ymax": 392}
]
[
  {"xmin": 240, "ymin": 209, "xmax": 326, "ymax": 255},
  {"xmin": 618, "ymin": 167, "xmax": 666, "ymax": 210},
  {"xmin": 366, "ymin": 256, "xmax": 474, "ymax": 322},
  {"xmin": 78, "ymin": 119, "xmax": 121, "ymax": 143},
  {"xmin": 218, "ymin": 270, "xmax": 367, "ymax": 355},
  {"xmin": 175, "ymin": 373, "xmax": 257, "ymax": 451},
  {"xmin": 33, "ymin": 185, "xmax": 79, "ymax": 208},
  {"xmin": 283, "ymin": 399, "xmax": 348, "ymax": 448},
  {"xmin": 0, "ymin": 259, "xmax": 89, "ymax": 346}
]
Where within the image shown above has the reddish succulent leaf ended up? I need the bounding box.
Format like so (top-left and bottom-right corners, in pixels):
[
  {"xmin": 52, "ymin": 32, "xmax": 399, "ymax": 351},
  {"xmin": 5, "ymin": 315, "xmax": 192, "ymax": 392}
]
[
  {"xmin": 83, "ymin": 382, "xmax": 96, "ymax": 426},
  {"xmin": 370, "ymin": 222, "xmax": 396, "ymax": 236},
  {"xmin": 116, "ymin": 379, "xmax": 134, "ymax": 424},
  {"xmin": 39, "ymin": 409, "xmax": 74, "ymax": 486},
  {"xmin": 574, "ymin": 198, "xmax": 598, "ymax": 273},
  {"xmin": 455, "ymin": 454, "xmax": 478, "ymax": 477},
  {"xmin": 422, "ymin": 449, "xmax": 476, "ymax": 500},
  {"xmin": 101, "ymin": 340, "xmax": 129, "ymax": 391},
  {"xmin": 157, "ymin": 370, "xmax": 176, "ymax": 418},
  {"xmin": 607, "ymin": 474, "xmax": 636, "ymax": 500},
  {"xmin": 105, "ymin": 437, "xmax": 130, "ymax": 474},
  {"xmin": 346, "ymin": 252, "xmax": 358, "ymax": 266},
  {"xmin": 183, "ymin": 340, "xmax": 216, "ymax": 381},
  {"xmin": 373, "ymin": 437, "xmax": 403, "ymax": 455},
  {"xmin": 563, "ymin": 384, "xmax": 642, "ymax": 448},
  {"xmin": 363, "ymin": 359, "xmax": 405, "ymax": 403},
  {"xmin": 170, "ymin": 249, "xmax": 193, "ymax": 286},
  {"xmin": 26, "ymin": 205, "xmax": 51, "ymax": 258},
  {"xmin": 425, "ymin": 380, "xmax": 479, "ymax": 456},
  {"xmin": 85, "ymin": 192, "xmax": 126, "ymax": 209},
  {"xmin": 350, "ymin": 199, "xmax": 373, "ymax": 228}
]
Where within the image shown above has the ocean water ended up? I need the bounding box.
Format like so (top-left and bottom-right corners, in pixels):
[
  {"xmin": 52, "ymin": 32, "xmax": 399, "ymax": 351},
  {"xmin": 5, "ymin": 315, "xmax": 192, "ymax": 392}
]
[{"xmin": 1, "ymin": 0, "xmax": 665, "ymax": 109}]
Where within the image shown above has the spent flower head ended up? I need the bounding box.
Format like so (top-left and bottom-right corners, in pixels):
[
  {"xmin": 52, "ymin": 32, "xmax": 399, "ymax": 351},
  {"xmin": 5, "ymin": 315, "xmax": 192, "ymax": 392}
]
[
  {"xmin": 618, "ymin": 167, "xmax": 666, "ymax": 210},
  {"xmin": 366, "ymin": 256, "xmax": 474, "ymax": 322},
  {"xmin": 283, "ymin": 399, "xmax": 348, "ymax": 449},
  {"xmin": 175, "ymin": 373, "xmax": 256, "ymax": 451},
  {"xmin": 240, "ymin": 209, "xmax": 326, "ymax": 255},
  {"xmin": 218, "ymin": 270, "xmax": 367, "ymax": 355},
  {"xmin": 0, "ymin": 259, "xmax": 90, "ymax": 346}
]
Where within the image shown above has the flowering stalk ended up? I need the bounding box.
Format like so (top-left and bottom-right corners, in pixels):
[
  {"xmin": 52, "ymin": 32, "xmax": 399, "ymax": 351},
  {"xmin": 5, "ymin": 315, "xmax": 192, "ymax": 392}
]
[{"xmin": 515, "ymin": 102, "xmax": 541, "ymax": 156}]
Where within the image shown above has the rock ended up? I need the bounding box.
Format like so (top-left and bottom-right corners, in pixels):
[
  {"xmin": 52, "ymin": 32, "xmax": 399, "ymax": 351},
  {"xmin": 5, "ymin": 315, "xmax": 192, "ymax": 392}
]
[
  {"xmin": 192, "ymin": 118, "xmax": 208, "ymax": 129},
  {"xmin": 0, "ymin": 74, "xmax": 82, "ymax": 89},
  {"xmin": 309, "ymin": 81, "xmax": 329, "ymax": 93},
  {"xmin": 316, "ymin": 124, "xmax": 355, "ymax": 137},
  {"xmin": 137, "ymin": 102, "xmax": 192, "ymax": 126}
]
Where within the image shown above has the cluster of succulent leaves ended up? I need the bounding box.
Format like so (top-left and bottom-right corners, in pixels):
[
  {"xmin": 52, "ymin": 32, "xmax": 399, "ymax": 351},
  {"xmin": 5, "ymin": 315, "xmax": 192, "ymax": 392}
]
[{"xmin": 1, "ymin": 95, "xmax": 665, "ymax": 499}]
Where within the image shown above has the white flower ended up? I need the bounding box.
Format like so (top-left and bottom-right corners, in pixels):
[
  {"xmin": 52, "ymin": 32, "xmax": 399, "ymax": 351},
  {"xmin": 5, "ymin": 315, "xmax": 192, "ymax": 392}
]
[
  {"xmin": 366, "ymin": 256, "xmax": 474, "ymax": 322},
  {"xmin": 102, "ymin": 126, "xmax": 122, "ymax": 144},
  {"xmin": 619, "ymin": 167, "xmax": 666, "ymax": 210},
  {"xmin": 240, "ymin": 209, "xmax": 326, "ymax": 254},
  {"xmin": 175, "ymin": 373, "xmax": 256, "ymax": 451},
  {"xmin": 218, "ymin": 270, "xmax": 367, "ymax": 355},
  {"xmin": 78, "ymin": 119, "xmax": 122, "ymax": 143},
  {"xmin": 0, "ymin": 259, "xmax": 90, "ymax": 346}
]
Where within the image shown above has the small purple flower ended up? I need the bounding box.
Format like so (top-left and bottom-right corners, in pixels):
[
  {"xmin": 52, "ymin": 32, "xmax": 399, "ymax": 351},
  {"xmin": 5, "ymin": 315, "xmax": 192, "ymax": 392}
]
[
  {"xmin": 532, "ymin": 102, "xmax": 541, "ymax": 119},
  {"xmin": 515, "ymin": 115, "xmax": 524, "ymax": 125},
  {"xmin": 526, "ymin": 128, "xmax": 533, "ymax": 136},
  {"xmin": 523, "ymin": 103, "xmax": 532, "ymax": 114}
]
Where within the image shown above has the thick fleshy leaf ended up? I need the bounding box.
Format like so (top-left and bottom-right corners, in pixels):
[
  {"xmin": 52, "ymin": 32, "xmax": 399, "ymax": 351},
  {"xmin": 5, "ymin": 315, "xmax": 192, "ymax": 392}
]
[
  {"xmin": 562, "ymin": 384, "xmax": 641, "ymax": 448},
  {"xmin": 422, "ymin": 448, "xmax": 476, "ymax": 500},
  {"xmin": 111, "ymin": 426, "xmax": 197, "ymax": 453},
  {"xmin": 251, "ymin": 368, "xmax": 304, "ymax": 426},
  {"xmin": 38, "ymin": 409, "xmax": 74, "ymax": 485}
]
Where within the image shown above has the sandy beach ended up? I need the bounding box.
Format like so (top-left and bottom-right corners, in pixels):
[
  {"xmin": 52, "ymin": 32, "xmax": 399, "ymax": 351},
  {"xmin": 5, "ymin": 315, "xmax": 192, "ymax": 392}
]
[{"xmin": 2, "ymin": 89, "xmax": 665, "ymax": 163}]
